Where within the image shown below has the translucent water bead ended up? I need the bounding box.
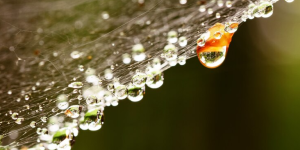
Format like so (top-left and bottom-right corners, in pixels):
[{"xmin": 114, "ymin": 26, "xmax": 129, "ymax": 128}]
[
  {"xmin": 197, "ymin": 23, "xmax": 238, "ymax": 68},
  {"xmin": 146, "ymin": 71, "xmax": 164, "ymax": 89},
  {"xmin": 163, "ymin": 44, "xmax": 177, "ymax": 61},
  {"xmin": 127, "ymin": 83, "xmax": 145, "ymax": 102},
  {"xmin": 65, "ymin": 105, "xmax": 83, "ymax": 118},
  {"xmin": 56, "ymin": 94, "xmax": 69, "ymax": 110},
  {"xmin": 80, "ymin": 108, "xmax": 104, "ymax": 131},
  {"xmin": 132, "ymin": 72, "xmax": 147, "ymax": 87},
  {"xmin": 132, "ymin": 44, "xmax": 146, "ymax": 62},
  {"xmin": 51, "ymin": 128, "xmax": 75, "ymax": 150}
]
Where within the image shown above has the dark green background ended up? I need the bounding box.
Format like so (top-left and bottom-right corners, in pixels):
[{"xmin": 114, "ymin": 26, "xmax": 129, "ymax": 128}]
[{"xmin": 73, "ymin": 1, "xmax": 300, "ymax": 150}]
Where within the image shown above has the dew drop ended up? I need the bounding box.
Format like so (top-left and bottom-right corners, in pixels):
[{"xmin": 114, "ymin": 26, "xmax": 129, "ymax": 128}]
[
  {"xmin": 65, "ymin": 105, "xmax": 83, "ymax": 118},
  {"xmin": 146, "ymin": 71, "xmax": 164, "ymax": 89},
  {"xmin": 122, "ymin": 53, "xmax": 131, "ymax": 64},
  {"xmin": 15, "ymin": 117, "xmax": 24, "ymax": 124},
  {"xmin": 30, "ymin": 121, "xmax": 37, "ymax": 128},
  {"xmin": 214, "ymin": 31, "xmax": 223, "ymax": 39},
  {"xmin": 40, "ymin": 116, "xmax": 47, "ymax": 123},
  {"xmin": 258, "ymin": 2, "xmax": 273, "ymax": 18},
  {"xmin": 167, "ymin": 31, "xmax": 178, "ymax": 43},
  {"xmin": 24, "ymin": 95, "xmax": 30, "ymax": 100},
  {"xmin": 224, "ymin": 22, "xmax": 239, "ymax": 33},
  {"xmin": 127, "ymin": 84, "xmax": 145, "ymax": 102},
  {"xmin": 104, "ymin": 69, "xmax": 113, "ymax": 80},
  {"xmin": 178, "ymin": 36, "xmax": 188, "ymax": 47},
  {"xmin": 132, "ymin": 44, "xmax": 146, "ymax": 62},
  {"xmin": 178, "ymin": 55, "xmax": 187, "ymax": 65},
  {"xmin": 70, "ymin": 51, "xmax": 82, "ymax": 59},
  {"xmin": 132, "ymin": 72, "xmax": 147, "ymax": 87},
  {"xmin": 102, "ymin": 11, "xmax": 110, "ymax": 20},
  {"xmin": 114, "ymin": 85, "xmax": 128, "ymax": 100},
  {"xmin": 285, "ymin": 0, "xmax": 294, "ymax": 3},
  {"xmin": 68, "ymin": 82, "xmax": 83, "ymax": 89},
  {"xmin": 11, "ymin": 113, "xmax": 18, "ymax": 120},
  {"xmin": 57, "ymin": 94, "xmax": 69, "ymax": 110},
  {"xmin": 226, "ymin": 1, "xmax": 232, "ymax": 7},
  {"xmin": 163, "ymin": 44, "xmax": 177, "ymax": 61}
]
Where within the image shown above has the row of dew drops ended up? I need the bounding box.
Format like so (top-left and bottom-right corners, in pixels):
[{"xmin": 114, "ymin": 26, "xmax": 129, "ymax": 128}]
[{"xmin": 3, "ymin": 0, "xmax": 294, "ymax": 150}]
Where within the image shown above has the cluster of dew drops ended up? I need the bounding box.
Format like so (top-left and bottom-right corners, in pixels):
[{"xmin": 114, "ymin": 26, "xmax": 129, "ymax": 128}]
[{"xmin": 2, "ymin": 0, "xmax": 295, "ymax": 150}]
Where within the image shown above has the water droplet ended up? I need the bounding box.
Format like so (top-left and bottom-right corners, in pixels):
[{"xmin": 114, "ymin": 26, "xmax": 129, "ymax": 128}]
[
  {"xmin": 122, "ymin": 53, "xmax": 131, "ymax": 64},
  {"xmin": 37, "ymin": 128, "xmax": 42, "ymax": 134},
  {"xmin": 24, "ymin": 95, "xmax": 30, "ymax": 100},
  {"xmin": 258, "ymin": 2, "xmax": 273, "ymax": 18},
  {"xmin": 146, "ymin": 71, "xmax": 164, "ymax": 89},
  {"xmin": 7, "ymin": 90, "xmax": 12, "ymax": 95},
  {"xmin": 114, "ymin": 85, "xmax": 128, "ymax": 100},
  {"xmin": 70, "ymin": 51, "xmax": 82, "ymax": 59},
  {"xmin": 197, "ymin": 31, "xmax": 211, "ymax": 47},
  {"xmin": 68, "ymin": 82, "xmax": 83, "ymax": 89},
  {"xmin": 199, "ymin": 5, "xmax": 206, "ymax": 12},
  {"xmin": 179, "ymin": 0, "xmax": 187, "ymax": 5},
  {"xmin": 11, "ymin": 113, "xmax": 18, "ymax": 120},
  {"xmin": 65, "ymin": 105, "xmax": 83, "ymax": 118},
  {"xmin": 81, "ymin": 108, "xmax": 104, "ymax": 131},
  {"xmin": 178, "ymin": 55, "xmax": 187, "ymax": 65},
  {"xmin": 86, "ymin": 95, "xmax": 98, "ymax": 106},
  {"xmin": 78, "ymin": 65, "xmax": 84, "ymax": 72},
  {"xmin": 127, "ymin": 84, "xmax": 145, "ymax": 102},
  {"xmin": 15, "ymin": 117, "xmax": 24, "ymax": 124},
  {"xmin": 224, "ymin": 22, "xmax": 239, "ymax": 33},
  {"xmin": 132, "ymin": 72, "xmax": 147, "ymax": 87},
  {"xmin": 41, "ymin": 116, "xmax": 47, "ymax": 123},
  {"xmin": 57, "ymin": 94, "xmax": 69, "ymax": 110},
  {"xmin": 132, "ymin": 44, "xmax": 146, "ymax": 62},
  {"xmin": 168, "ymin": 31, "xmax": 178, "ymax": 43},
  {"xmin": 285, "ymin": 0, "xmax": 294, "ymax": 3},
  {"xmin": 197, "ymin": 23, "xmax": 236, "ymax": 68},
  {"xmin": 104, "ymin": 69, "xmax": 113, "ymax": 80},
  {"xmin": 207, "ymin": 8, "xmax": 213, "ymax": 14},
  {"xmin": 226, "ymin": 1, "xmax": 232, "ymax": 7},
  {"xmin": 30, "ymin": 121, "xmax": 37, "ymax": 128},
  {"xmin": 102, "ymin": 11, "xmax": 110, "ymax": 20},
  {"xmin": 214, "ymin": 31, "xmax": 223, "ymax": 39},
  {"xmin": 163, "ymin": 44, "xmax": 177, "ymax": 61},
  {"xmin": 198, "ymin": 47, "xmax": 227, "ymax": 68},
  {"xmin": 217, "ymin": 0, "xmax": 224, "ymax": 7},
  {"xmin": 178, "ymin": 36, "xmax": 188, "ymax": 47}
]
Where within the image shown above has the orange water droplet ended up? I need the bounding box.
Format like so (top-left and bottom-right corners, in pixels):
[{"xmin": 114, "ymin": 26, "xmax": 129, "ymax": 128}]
[{"xmin": 196, "ymin": 23, "xmax": 238, "ymax": 68}]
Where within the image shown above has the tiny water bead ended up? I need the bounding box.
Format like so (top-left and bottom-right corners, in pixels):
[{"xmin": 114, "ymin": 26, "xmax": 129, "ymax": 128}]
[
  {"xmin": 68, "ymin": 82, "xmax": 83, "ymax": 89},
  {"xmin": 30, "ymin": 121, "xmax": 37, "ymax": 128},
  {"xmin": 167, "ymin": 31, "xmax": 178, "ymax": 43},
  {"xmin": 41, "ymin": 116, "xmax": 48, "ymax": 123},
  {"xmin": 15, "ymin": 117, "xmax": 24, "ymax": 124},
  {"xmin": 178, "ymin": 36, "xmax": 188, "ymax": 47},
  {"xmin": 285, "ymin": 0, "xmax": 294, "ymax": 3},
  {"xmin": 57, "ymin": 94, "xmax": 69, "ymax": 110},
  {"xmin": 122, "ymin": 53, "xmax": 131, "ymax": 64},
  {"xmin": 196, "ymin": 23, "xmax": 238, "ymax": 68},
  {"xmin": 197, "ymin": 31, "xmax": 210, "ymax": 47},
  {"xmin": 70, "ymin": 51, "xmax": 83, "ymax": 59},
  {"xmin": 65, "ymin": 105, "xmax": 82, "ymax": 118},
  {"xmin": 132, "ymin": 44, "xmax": 146, "ymax": 62},
  {"xmin": 24, "ymin": 94, "xmax": 30, "ymax": 100},
  {"xmin": 11, "ymin": 112, "xmax": 18, "ymax": 120}
]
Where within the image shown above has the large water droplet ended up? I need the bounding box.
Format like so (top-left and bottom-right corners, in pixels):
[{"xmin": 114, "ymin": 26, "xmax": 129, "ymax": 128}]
[
  {"xmin": 127, "ymin": 84, "xmax": 145, "ymax": 102},
  {"xmin": 146, "ymin": 71, "xmax": 164, "ymax": 89},
  {"xmin": 198, "ymin": 46, "xmax": 227, "ymax": 68}
]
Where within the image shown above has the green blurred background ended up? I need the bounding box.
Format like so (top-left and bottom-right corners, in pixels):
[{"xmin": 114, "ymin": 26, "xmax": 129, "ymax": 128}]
[{"xmin": 73, "ymin": 1, "xmax": 300, "ymax": 150}]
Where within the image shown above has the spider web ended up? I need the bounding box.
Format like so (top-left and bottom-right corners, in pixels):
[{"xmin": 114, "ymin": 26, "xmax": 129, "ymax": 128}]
[{"xmin": 0, "ymin": 0, "xmax": 273, "ymax": 149}]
